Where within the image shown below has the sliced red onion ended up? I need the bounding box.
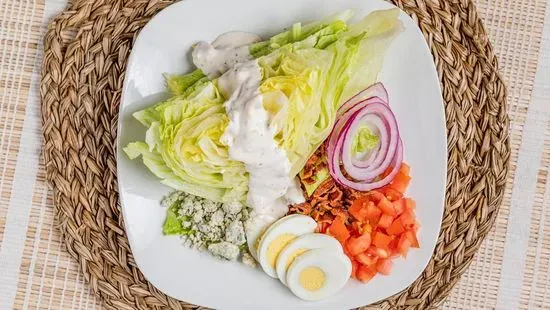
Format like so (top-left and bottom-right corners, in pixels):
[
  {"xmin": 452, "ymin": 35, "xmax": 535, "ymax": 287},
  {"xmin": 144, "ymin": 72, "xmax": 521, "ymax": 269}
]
[
  {"xmin": 342, "ymin": 103, "xmax": 400, "ymax": 179},
  {"xmin": 329, "ymin": 139, "xmax": 403, "ymax": 191},
  {"xmin": 326, "ymin": 97, "xmax": 385, "ymax": 158},
  {"xmin": 338, "ymin": 82, "xmax": 389, "ymax": 116},
  {"xmin": 326, "ymin": 83, "xmax": 403, "ymax": 192}
]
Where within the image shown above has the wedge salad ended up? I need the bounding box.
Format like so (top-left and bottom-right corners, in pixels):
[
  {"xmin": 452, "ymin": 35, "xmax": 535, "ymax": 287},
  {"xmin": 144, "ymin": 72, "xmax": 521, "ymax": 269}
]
[{"xmin": 124, "ymin": 8, "xmax": 421, "ymax": 301}]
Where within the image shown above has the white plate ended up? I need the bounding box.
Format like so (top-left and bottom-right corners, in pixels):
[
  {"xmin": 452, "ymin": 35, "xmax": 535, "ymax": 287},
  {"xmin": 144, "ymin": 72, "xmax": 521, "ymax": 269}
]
[{"xmin": 116, "ymin": 0, "xmax": 447, "ymax": 309}]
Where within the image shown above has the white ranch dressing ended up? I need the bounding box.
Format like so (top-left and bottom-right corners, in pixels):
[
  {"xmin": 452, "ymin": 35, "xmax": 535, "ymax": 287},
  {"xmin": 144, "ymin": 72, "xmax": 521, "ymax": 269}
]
[
  {"xmin": 217, "ymin": 57, "xmax": 306, "ymax": 260},
  {"xmin": 219, "ymin": 60, "xmax": 299, "ymax": 214},
  {"xmin": 193, "ymin": 32, "xmax": 306, "ymax": 260},
  {"xmin": 192, "ymin": 31, "xmax": 261, "ymax": 79}
]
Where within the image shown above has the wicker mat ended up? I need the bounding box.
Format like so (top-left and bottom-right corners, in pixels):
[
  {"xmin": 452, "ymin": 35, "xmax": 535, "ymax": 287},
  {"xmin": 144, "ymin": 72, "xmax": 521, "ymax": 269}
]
[{"xmin": 39, "ymin": 0, "xmax": 510, "ymax": 309}]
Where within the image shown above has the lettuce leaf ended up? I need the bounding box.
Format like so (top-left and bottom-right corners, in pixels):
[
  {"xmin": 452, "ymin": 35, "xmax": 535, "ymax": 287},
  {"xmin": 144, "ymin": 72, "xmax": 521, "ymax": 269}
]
[
  {"xmin": 125, "ymin": 9, "xmax": 402, "ymax": 203},
  {"xmin": 259, "ymin": 9, "xmax": 402, "ymax": 176},
  {"xmin": 164, "ymin": 69, "xmax": 206, "ymax": 95},
  {"xmin": 124, "ymin": 83, "xmax": 249, "ymax": 202},
  {"xmin": 352, "ymin": 125, "xmax": 379, "ymax": 155},
  {"xmin": 166, "ymin": 12, "xmax": 353, "ymax": 96}
]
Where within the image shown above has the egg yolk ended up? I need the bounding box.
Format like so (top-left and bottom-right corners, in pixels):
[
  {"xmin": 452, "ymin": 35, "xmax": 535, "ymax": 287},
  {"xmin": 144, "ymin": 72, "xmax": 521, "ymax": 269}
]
[
  {"xmin": 285, "ymin": 248, "xmax": 308, "ymax": 270},
  {"xmin": 267, "ymin": 234, "xmax": 296, "ymax": 268},
  {"xmin": 299, "ymin": 267, "xmax": 326, "ymax": 291}
]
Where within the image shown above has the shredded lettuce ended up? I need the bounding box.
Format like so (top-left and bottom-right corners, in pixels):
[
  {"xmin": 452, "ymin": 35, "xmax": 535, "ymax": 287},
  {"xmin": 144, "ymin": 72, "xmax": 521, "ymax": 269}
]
[
  {"xmin": 125, "ymin": 9, "xmax": 402, "ymax": 203},
  {"xmin": 352, "ymin": 126, "xmax": 379, "ymax": 156}
]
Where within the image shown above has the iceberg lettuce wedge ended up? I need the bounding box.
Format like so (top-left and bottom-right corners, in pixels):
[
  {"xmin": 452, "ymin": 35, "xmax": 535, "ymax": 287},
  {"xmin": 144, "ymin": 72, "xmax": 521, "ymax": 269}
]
[{"xmin": 124, "ymin": 9, "xmax": 402, "ymax": 203}]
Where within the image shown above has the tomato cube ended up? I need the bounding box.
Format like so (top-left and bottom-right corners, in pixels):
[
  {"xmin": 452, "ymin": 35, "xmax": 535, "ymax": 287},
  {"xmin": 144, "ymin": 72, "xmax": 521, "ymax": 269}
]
[
  {"xmin": 347, "ymin": 234, "xmax": 372, "ymax": 256},
  {"xmin": 378, "ymin": 214, "xmax": 393, "ymax": 229},
  {"xmin": 376, "ymin": 258, "xmax": 393, "ymax": 275},
  {"xmin": 372, "ymin": 231, "xmax": 392, "ymax": 249},
  {"xmin": 356, "ymin": 253, "xmax": 378, "ymax": 266},
  {"xmin": 356, "ymin": 265, "xmax": 377, "ymax": 283},
  {"xmin": 378, "ymin": 197, "xmax": 396, "ymax": 216}
]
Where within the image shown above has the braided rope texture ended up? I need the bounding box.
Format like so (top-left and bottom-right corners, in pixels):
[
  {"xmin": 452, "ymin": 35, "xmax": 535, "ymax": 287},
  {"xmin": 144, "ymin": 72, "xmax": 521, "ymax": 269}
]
[{"xmin": 40, "ymin": 0, "xmax": 510, "ymax": 309}]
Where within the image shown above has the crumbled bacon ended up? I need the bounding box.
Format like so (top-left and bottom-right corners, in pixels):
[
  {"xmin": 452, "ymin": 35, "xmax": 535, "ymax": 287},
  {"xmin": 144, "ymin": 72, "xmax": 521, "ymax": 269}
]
[{"xmin": 289, "ymin": 147, "xmax": 360, "ymax": 226}]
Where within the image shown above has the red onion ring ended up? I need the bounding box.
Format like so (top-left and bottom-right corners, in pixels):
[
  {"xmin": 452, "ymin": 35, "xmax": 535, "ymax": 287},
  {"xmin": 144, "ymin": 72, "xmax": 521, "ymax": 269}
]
[
  {"xmin": 342, "ymin": 103, "xmax": 399, "ymax": 179},
  {"xmin": 338, "ymin": 82, "xmax": 389, "ymax": 115},
  {"xmin": 326, "ymin": 83, "xmax": 403, "ymax": 191}
]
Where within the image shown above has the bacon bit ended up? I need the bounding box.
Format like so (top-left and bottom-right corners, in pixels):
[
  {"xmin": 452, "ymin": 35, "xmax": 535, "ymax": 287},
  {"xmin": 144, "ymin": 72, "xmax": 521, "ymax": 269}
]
[
  {"xmin": 310, "ymin": 209, "xmax": 323, "ymax": 221},
  {"xmin": 290, "ymin": 147, "xmax": 349, "ymax": 222},
  {"xmin": 289, "ymin": 202, "xmax": 312, "ymax": 215},
  {"xmin": 306, "ymin": 154, "xmax": 319, "ymax": 166},
  {"xmin": 291, "ymin": 146, "xmax": 385, "ymax": 223},
  {"xmin": 330, "ymin": 208, "xmax": 348, "ymax": 222},
  {"xmin": 301, "ymin": 168, "xmax": 315, "ymax": 183},
  {"xmin": 313, "ymin": 178, "xmax": 335, "ymax": 197},
  {"xmin": 328, "ymin": 187, "xmax": 343, "ymax": 203}
]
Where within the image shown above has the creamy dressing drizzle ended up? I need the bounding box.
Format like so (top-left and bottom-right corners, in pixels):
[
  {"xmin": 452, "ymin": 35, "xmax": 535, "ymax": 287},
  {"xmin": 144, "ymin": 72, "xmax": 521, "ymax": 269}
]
[
  {"xmin": 219, "ymin": 60, "xmax": 295, "ymax": 215},
  {"xmin": 192, "ymin": 31, "xmax": 261, "ymax": 79},
  {"xmin": 193, "ymin": 32, "xmax": 306, "ymax": 259}
]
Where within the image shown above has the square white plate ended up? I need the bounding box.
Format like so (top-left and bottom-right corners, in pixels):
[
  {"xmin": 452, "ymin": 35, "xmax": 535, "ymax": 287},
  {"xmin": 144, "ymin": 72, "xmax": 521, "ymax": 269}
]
[{"xmin": 116, "ymin": 0, "xmax": 447, "ymax": 309}]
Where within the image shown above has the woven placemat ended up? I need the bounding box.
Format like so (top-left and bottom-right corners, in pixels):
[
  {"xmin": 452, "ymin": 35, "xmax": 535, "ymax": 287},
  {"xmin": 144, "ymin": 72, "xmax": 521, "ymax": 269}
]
[{"xmin": 39, "ymin": 0, "xmax": 510, "ymax": 309}]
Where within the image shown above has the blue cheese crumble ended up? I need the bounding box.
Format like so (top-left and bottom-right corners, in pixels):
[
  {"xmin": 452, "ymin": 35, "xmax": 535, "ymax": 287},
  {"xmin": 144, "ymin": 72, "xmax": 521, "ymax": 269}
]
[{"xmin": 161, "ymin": 191, "xmax": 249, "ymax": 261}]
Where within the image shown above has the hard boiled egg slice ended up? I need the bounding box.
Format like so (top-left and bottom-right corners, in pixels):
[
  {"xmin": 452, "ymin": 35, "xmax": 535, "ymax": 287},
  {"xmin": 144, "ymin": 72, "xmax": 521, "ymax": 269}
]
[
  {"xmin": 276, "ymin": 233, "xmax": 343, "ymax": 286},
  {"xmin": 257, "ymin": 215, "xmax": 317, "ymax": 278},
  {"xmin": 286, "ymin": 248, "xmax": 352, "ymax": 301},
  {"xmin": 245, "ymin": 214, "xmax": 278, "ymax": 260}
]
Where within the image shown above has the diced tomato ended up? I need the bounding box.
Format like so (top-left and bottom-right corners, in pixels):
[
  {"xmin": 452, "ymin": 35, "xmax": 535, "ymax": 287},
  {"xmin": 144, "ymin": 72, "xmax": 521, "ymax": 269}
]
[
  {"xmin": 405, "ymin": 230, "xmax": 420, "ymax": 248},
  {"xmin": 366, "ymin": 190, "xmax": 385, "ymax": 203},
  {"xmin": 376, "ymin": 258, "xmax": 393, "ymax": 275},
  {"xmin": 347, "ymin": 234, "xmax": 372, "ymax": 256},
  {"xmin": 313, "ymin": 161, "xmax": 419, "ymax": 284},
  {"xmin": 388, "ymin": 238, "xmax": 399, "ymax": 256},
  {"xmin": 391, "ymin": 172, "xmax": 411, "ymax": 193},
  {"xmin": 397, "ymin": 234, "xmax": 412, "ymax": 257},
  {"xmin": 380, "ymin": 187, "xmax": 403, "ymax": 201},
  {"xmin": 351, "ymin": 259, "xmax": 359, "ymax": 279},
  {"xmin": 372, "ymin": 232, "xmax": 392, "ymax": 250},
  {"xmin": 356, "ymin": 265, "xmax": 377, "ymax": 283},
  {"xmin": 377, "ymin": 214, "xmax": 393, "ymax": 229},
  {"xmin": 343, "ymin": 242, "xmax": 352, "ymax": 258},
  {"xmin": 367, "ymin": 246, "xmax": 389, "ymax": 259},
  {"xmin": 378, "ymin": 197, "xmax": 396, "ymax": 216},
  {"xmin": 392, "ymin": 199, "xmax": 406, "ymax": 216},
  {"xmin": 328, "ymin": 219, "xmax": 350, "ymax": 245},
  {"xmin": 356, "ymin": 253, "xmax": 378, "ymax": 266},
  {"xmin": 399, "ymin": 162, "xmax": 410, "ymax": 175},
  {"xmin": 404, "ymin": 198, "xmax": 416, "ymax": 210},
  {"xmin": 381, "ymin": 166, "xmax": 393, "ymax": 178},
  {"xmin": 399, "ymin": 210, "xmax": 416, "ymax": 230},
  {"xmin": 349, "ymin": 198, "xmax": 369, "ymax": 222},
  {"xmin": 386, "ymin": 218, "xmax": 406, "ymax": 235},
  {"xmin": 364, "ymin": 202, "xmax": 382, "ymax": 222}
]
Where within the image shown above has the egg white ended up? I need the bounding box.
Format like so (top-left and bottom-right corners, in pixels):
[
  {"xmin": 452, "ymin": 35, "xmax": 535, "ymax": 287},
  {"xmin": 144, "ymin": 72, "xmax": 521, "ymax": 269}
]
[
  {"xmin": 286, "ymin": 248, "xmax": 352, "ymax": 301},
  {"xmin": 276, "ymin": 233, "xmax": 343, "ymax": 286},
  {"xmin": 245, "ymin": 214, "xmax": 278, "ymax": 260},
  {"xmin": 257, "ymin": 215, "xmax": 317, "ymax": 278}
]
